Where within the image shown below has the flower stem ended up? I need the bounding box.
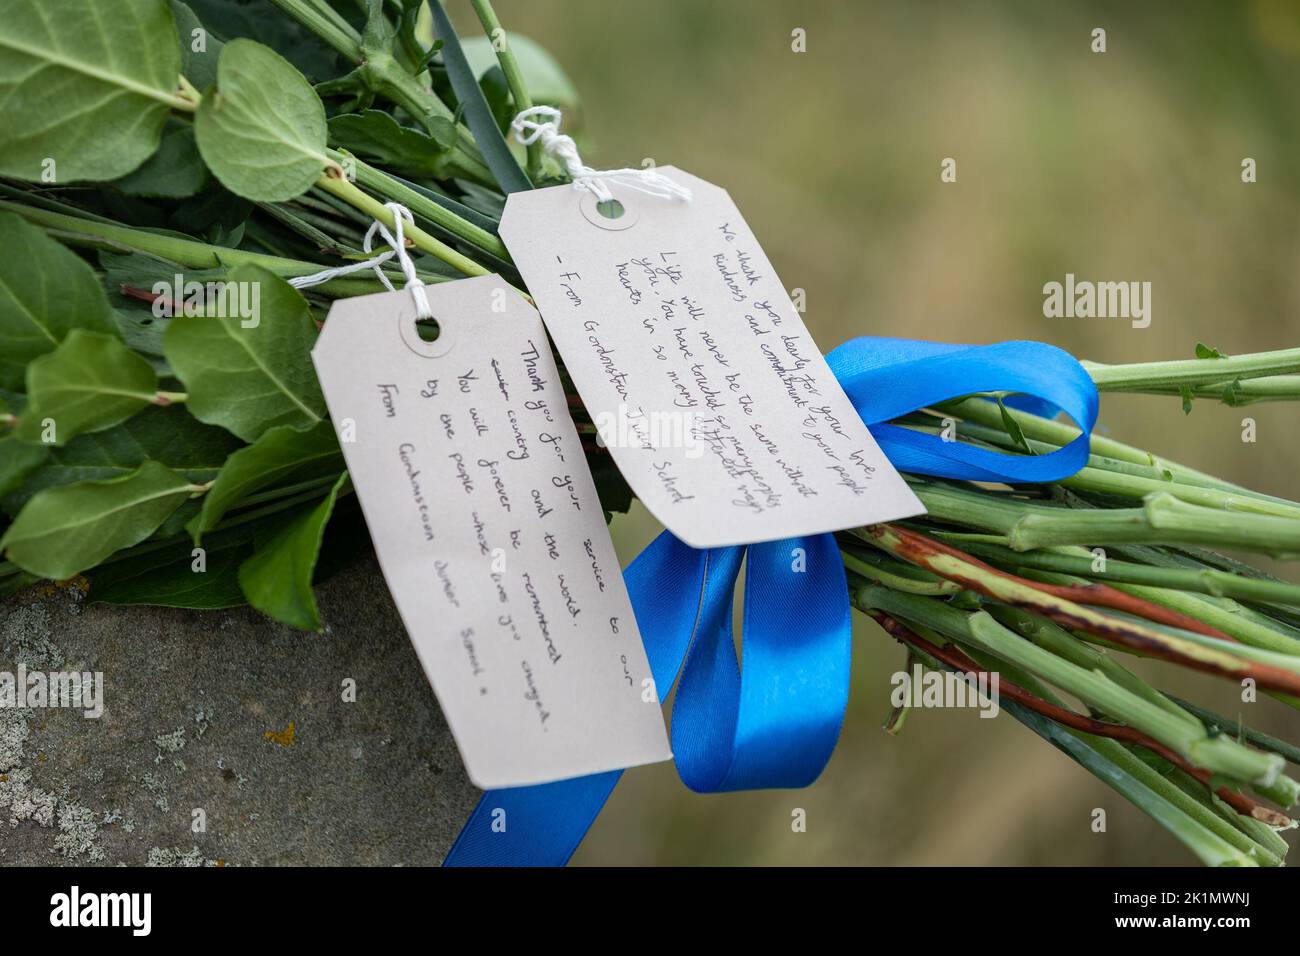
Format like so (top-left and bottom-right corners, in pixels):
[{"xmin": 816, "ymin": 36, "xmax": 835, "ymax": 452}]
[
  {"xmin": 942, "ymin": 397, "xmax": 1259, "ymax": 495},
  {"xmin": 1083, "ymin": 348, "xmax": 1300, "ymax": 391},
  {"xmin": 468, "ymin": 0, "xmax": 542, "ymax": 179},
  {"xmin": 314, "ymin": 171, "xmax": 490, "ymax": 278},
  {"xmin": 337, "ymin": 150, "xmax": 511, "ymax": 260},
  {"xmin": 909, "ymin": 479, "xmax": 1300, "ymax": 558},
  {"xmin": 0, "ymin": 200, "xmax": 405, "ymax": 295},
  {"xmin": 856, "ymin": 584, "xmax": 1286, "ymax": 788},
  {"xmin": 945, "ymin": 538, "xmax": 1300, "ymax": 607}
]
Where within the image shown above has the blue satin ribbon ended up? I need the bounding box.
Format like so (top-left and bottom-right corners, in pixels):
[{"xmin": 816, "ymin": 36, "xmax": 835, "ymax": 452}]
[{"xmin": 445, "ymin": 337, "xmax": 1098, "ymax": 866}]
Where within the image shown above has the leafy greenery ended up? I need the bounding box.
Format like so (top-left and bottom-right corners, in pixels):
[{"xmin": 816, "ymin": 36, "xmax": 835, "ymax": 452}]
[
  {"xmin": 3, "ymin": 404, "xmax": 239, "ymax": 513},
  {"xmin": 238, "ymin": 471, "xmax": 347, "ymax": 630},
  {"xmin": 191, "ymin": 420, "xmax": 341, "ymax": 540},
  {"xmin": 163, "ymin": 265, "xmax": 326, "ymax": 441},
  {"xmin": 1, "ymin": 460, "xmax": 195, "ymax": 579},
  {"xmin": 195, "ymin": 38, "xmax": 333, "ymax": 201},
  {"xmin": 0, "ymin": 0, "xmax": 186, "ymax": 181},
  {"xmin": 0, "ymin": 213, "xmax": 117, "ymax": 389},
  {"xmin": 112, "ymin": 120, "xmax": 210, "ymax": 199},
  {"xmin": 88, "ymin": 534, "xmax": 249, "ymax": 609},
  {"xmin": 328, "ymin": 109, "xmax": 456, "ymax": 178},
  {"xmin": 15, "ymin": 331, "xmax": 160, "ymax": 445}
]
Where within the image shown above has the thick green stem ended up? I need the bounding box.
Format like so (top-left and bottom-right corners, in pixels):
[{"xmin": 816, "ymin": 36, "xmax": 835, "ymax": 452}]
[
  {"xmin": 1021, "ymin": 570, "xmax": 1300, "ymax": 655},
  {"xmin": 1024, "ymin": 711, "xmax": 1270, "ymax": 867},
  {"xmin": 857, "ymin": 585, "xmax": 1286, "ymax": 788},
  {"xmin": 1167, "ymin": 697, "xmax": 1300, "ymax": 766},
  {"xmin": 338, "ymin": 151, "xmax": 511, "ymax": 259},
  {"xmin": 468, "ymin": 0, "xmax": 542, "ymax": 179},
  {"xmin": 985, "ymin": 605, "xmax": 1191, "ymax": 720},
  {"xmin": 888, "ymin": 625, "xmax": 1273, "ymax": 865},
  {"xmin": 910, "ymin": 480, "xmax": 1300, "ymax": 558},
  {"xmin": 268, "ymin": 0, "xmax": 361, "ymax": 59},
  {"xmin": 1166, "ymin": 769, "xmax": 1291, "ymax": 863},
  {"xmin": 1083, "ymin": 348, "xmax": 1300, "ymax": 391},
  {"xmin": 314, "ymin": 173, "xmax": 490, "ymax": 278},
  {"xmin": 944, "ymin": 397, "xmax": 1256, "ymax": 495},
  {"xmin": 1062, "ymin": 466, "xmax": 1300, "ymax": 520},
  {"xmin": 840, "ymin": 548, "xmax": 960, "ymax": 596},
  {"xmin": 1010, "ymin": 493, "xmax": 1300, "ymax": 557},
  {"xmin": 0, "ymin": 200, "xmax": 408, "ymax": 295},
  {"xmin": 950, "ymin": 538, "xmax": 1300, "ymax": 607},
  {"xmin": 1137, "ymin": 376, "xmax": 1300, "ymax": 404},
  {"xmin": 269, "ymin": 0, "xmax": 492, "ymax": 183}
]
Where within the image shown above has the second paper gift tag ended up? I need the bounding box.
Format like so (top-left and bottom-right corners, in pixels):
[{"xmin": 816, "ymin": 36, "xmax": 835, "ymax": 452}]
[
  {"xmin": 312, "ymin": 275, "xmax": 670, "ymax": 789},
  {"xmin": 500, "ymin": 167, "xmax": 924, "ymax": 549}
]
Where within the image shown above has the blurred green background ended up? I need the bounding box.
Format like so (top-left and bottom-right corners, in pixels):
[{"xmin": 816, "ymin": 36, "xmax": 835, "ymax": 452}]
[{"xmin": 451, "ymin": 0, "xmax": 1300, "ymax": 865}]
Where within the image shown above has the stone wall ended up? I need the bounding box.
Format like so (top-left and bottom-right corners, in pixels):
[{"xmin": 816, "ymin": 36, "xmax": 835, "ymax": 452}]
[{"xmin": 0, "ymin": 556, "xmax": 479, "ymax": 866}]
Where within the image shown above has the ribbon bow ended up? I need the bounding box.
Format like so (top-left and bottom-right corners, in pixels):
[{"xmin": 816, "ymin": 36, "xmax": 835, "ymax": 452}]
[{"xmin": 445, "ymin": 337, "xmax": 1098, "ymax": 866}]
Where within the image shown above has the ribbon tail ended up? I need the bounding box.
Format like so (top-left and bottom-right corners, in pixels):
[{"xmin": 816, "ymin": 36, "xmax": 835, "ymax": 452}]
[
  {"xmin": 444, "ymin": 531, "xmax": 708, "ymax": 866},
  {"xmin": 444, "ymin": 773, "xmax": 621, "ymax": 867}
]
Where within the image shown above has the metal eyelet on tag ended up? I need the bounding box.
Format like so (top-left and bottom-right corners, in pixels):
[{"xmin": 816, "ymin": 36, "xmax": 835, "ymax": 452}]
[
  {"xmin": 579, "ymin": 190, "xmax": 641, "ymax": 232},
  {"xmin": 396, "ymin": 299, "xmax": 455, "ymax": 359}
]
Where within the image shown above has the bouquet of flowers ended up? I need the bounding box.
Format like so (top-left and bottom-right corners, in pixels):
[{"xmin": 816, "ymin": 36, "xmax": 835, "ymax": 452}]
[{"xmin": 2, "ymin": 0, "xmax": 1298, "ymax": 866}]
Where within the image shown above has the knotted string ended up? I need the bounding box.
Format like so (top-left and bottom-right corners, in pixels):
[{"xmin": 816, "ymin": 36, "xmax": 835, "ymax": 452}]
[
  {"xmin": 290, "ymin": 202, "xmax": 433, "ymax": 319},
  {"xmin": 444, "ymin": 336, "xmax": 1098, "ymax": 867},
  {"xmin": 511, "ymin": 106, "xmax": 693, "ymax": 203}
]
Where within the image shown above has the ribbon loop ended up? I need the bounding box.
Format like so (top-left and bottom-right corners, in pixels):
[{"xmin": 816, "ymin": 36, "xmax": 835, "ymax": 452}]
[
  {"xmin": 446, "ymin": 335, "xmax": 1100, "ymax": 867},
  {"xmin": 827, "ymin": 337, "xmax": 1099, "ymax": 484}
]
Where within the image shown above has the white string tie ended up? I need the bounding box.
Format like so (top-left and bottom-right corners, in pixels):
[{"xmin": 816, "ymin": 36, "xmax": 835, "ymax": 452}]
[
  {"xmin": 290, "ymin": 202, "xmax": 433, "ymax": 319},
  {"xmin": 511, "ymin": 106, "xmax": 692, "ymax": 204}
]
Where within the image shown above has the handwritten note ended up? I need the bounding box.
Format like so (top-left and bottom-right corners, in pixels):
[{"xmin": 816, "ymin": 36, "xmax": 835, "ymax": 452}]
[
  {"xmin": 500, "ymin": 168, "xmax": 924, "ymax": 548},
  {"xmin": 311, "ymin": 276, "xmax": 670, "ymax": 788}
]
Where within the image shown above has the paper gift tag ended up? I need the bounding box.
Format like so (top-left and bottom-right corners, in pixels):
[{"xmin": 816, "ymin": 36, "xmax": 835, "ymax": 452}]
[
  {"xmin": 499, "ymin": 167, "xmax": 925, "ymax": 549},
  {"xmin": 311, "ymin": 275, "xmax": 671, "ymax": 789}
]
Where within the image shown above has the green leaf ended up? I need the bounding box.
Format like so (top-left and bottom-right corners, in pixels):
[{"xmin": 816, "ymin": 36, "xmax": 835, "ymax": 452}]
[
  {"xmin": 238, "ymin": 472, "xmax": 348, "ymax": 630},
  {"xmin": 0, "ymin": 436, "xmax": 48, "ymax": 498},
  {"xmin": 184, "ymin": 0, "xmax": 341, "ymax": 82},
  {"xmin": 479, "ymin": 64, "xmax": 514, "ymax": 135},
  {"xmin": 2, "ymin": 404, "xmax": 240, "ymax": 514},
  {"xmin": 87, "ymin": 534, "xmax": 251, "ymax": 610},
  {"xmin": 0, "ymin": 213, "xmax": 117, "ymax": 389},
  {"xmin": 427, "ymin": 0, "xmax": 531, "ymax": 194},
  {"xmin": 1, "ymin": 460, "xmax": 195, "ymax": 580},
  {"xmin": 111, "ymin": 120, "xmax": 209, "ymax": 199},
  {"xmin": 195, "ymin": 38, "xmax": 332, "ymax": 201},
  {"xmin": 0, "ymin": 0, "xmax": 183, "ymax": 181},
  {"xmin": 15, "ymin": 330, "xmax": 158, "ymax": 445},
  {"xmin": 328, "ymin": 110, "xmax": 456, "ymax": 178},
  {"xmin": 169, "ymin": 0, "xmax": 222, "ymax": 90},
  {"xmin": 1180, "ymin": 385, "xmax": 1194, "ymax": 415},
  {"xmin": 0, "ymin": 392, "xmax": 48, "ymax": 497},
  {"xmin": 163, "ymin": 264, "xmax": 326, "ymax": 441},
  {"xmin": 101, "ymin": 251, "xmax": 231, "ymax": 365},
  {"xmin": 997, "ymin": 398, "xmax": 1034, "ymax": 455},
  {"xmin": 191, "ymin": 420, "xmax": 341, "ymax": 541},
  {"xmin": 1194, "ymin": 342, "xmax": 1226, "ymax": 360}
]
